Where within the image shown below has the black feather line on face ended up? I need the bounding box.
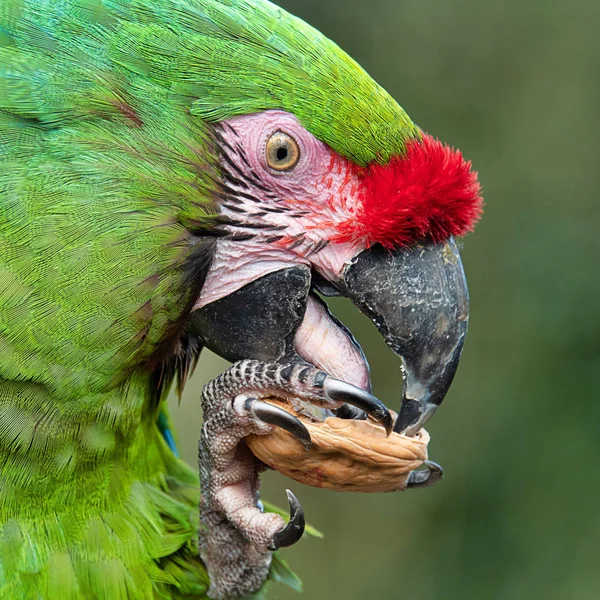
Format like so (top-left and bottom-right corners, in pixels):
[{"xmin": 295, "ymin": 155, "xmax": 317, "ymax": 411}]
[
  {"xmin": 261, "ymin": 206, "xmax": 287, "ymax": 214},
  {"xmin": 227, "ymin": 222, "xmax": 287, "ymax": 231},
  {"xmin": 221, "ymin": 121, "xmax": 240, "ymax": 137},
  {"xmin": 220, "ymin": 196, "xmax": 243, "ymax": 207},
  {"xmin": 228, "ymin": 188, "xmax": 263, "ymax": 204},
  {"xmin": 222, "ymin": 203, "xmax": 247, "ymax": 214},
  {"xmin": 212, "ymin": 189, "xmax": 242, "ymax": 204},
  {"xmin": 219, "ymin": 151, "xmax": 252, "ymax": 186},
  {"xmin": 287, "ymin": 236, "xmax": 306, "ymax": 250},
  {"xmin": 209, "ymin": 215, "xmax": 246, "ymax": 233},
  {"xmin": 182, "ymin": 217, "xmax": 231, "ymax": 238},
  {"xmin": 247, "ymin": 177, "xmax": 273, "ymax": 194},
  {"xmin": 219, "ymin": 167, "xmax": 251, "ymax": 192},
  {"xmin": 307, "ymin": 239, "xmax": 330, "ymax": 256},
  {"xmin": 236, "ymin": 144, "xmax": 253, "ymax": 170},
  {"xmin": 225, "ymin": 233, "xmax": 256, "ymax": 241},
  {"xmin": 212, "ymin": 128, "xmax": 238, "ymax": 155}
]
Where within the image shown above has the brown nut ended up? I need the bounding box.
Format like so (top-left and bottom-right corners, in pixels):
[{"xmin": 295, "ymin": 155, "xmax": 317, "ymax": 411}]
[{"xmin": 246, "ymin": 400, "xmax": 430, "ymax": 493}]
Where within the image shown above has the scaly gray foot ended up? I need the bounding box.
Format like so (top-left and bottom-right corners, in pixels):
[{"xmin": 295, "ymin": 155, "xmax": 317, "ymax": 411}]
[{"xmin": 198, "ymin": 359, "xmax": 391, "ymax": 599}]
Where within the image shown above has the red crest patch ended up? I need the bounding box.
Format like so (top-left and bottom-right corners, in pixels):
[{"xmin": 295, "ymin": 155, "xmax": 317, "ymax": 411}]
[{"xmin": 335, "ymin": 134, "xmax": 483, "ymax": 248}]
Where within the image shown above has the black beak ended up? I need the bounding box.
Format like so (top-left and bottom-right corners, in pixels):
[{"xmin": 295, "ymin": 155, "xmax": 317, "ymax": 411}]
[{"xmin": 339, "ymin": 238, "xmax": 469, "ymax": 436}]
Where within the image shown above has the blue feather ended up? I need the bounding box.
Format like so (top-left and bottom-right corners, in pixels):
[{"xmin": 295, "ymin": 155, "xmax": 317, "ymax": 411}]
[{"xmin": 157, "ymin": 411, "xmax": 179, "ymax": 458}]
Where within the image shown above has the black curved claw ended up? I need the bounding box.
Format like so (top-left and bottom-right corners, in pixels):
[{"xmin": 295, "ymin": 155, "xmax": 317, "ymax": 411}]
[
  {"xmin": 336, "ymin": 404, "xmax": 367, "ymax": 421},
  {"xmin": 248, "ymin": 399, "xmax": 312, "ymax": 450},
  {"xmin": 406, "ymin": 460, "xmax": 444, "ymax": 489},
  {"xmin": 268, "ymin": 490, "xmax": 305, "ymax": 551},
  {"xmin": 324, "ymin": 379, "xmax": 393, "ymax": 436}
]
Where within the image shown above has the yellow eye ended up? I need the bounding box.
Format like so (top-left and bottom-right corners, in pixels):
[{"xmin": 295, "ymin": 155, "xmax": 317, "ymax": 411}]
[{"xmin": 265, "ymin": 131, "xmax": 301, "ymax": 171}]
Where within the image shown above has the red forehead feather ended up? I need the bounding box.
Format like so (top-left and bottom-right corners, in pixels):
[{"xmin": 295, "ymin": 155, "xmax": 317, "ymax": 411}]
[{"xmin": 335, "ymin": 134, "xmax": 483, "ymax": 249}]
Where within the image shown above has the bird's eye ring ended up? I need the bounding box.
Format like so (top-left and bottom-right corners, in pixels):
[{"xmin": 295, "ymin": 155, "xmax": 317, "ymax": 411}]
[{"xmin": 265, "ymin": 131, "xmax": 301, "ymax": 171}]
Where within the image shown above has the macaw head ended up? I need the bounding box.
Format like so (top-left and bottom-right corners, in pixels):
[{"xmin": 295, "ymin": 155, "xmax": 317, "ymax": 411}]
[{"xmin": 180, "ymin": 1, "xmax": 483, "ymax": 436}]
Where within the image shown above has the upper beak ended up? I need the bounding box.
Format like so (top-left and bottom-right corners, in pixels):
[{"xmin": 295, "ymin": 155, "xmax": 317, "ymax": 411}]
[{"xmin": 338, "ymin": 238, "xmax": 469, "ymax": 436}]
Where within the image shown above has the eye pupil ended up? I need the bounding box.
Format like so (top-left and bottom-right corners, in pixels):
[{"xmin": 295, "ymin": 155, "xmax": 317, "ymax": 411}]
[
  {"xmin": 266, "ymin": 131, "xmax": 300, "ymax": 171},
  {"xmin": 276, "ymin": 147, "xmax": 288, "ymax": 161}
]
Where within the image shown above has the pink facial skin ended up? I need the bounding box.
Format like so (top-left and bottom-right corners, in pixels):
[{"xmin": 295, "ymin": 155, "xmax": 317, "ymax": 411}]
[
  {"xmin": 195, "ymin": 110, "xmax": 371, "ymax": 389},
  {"xmin": 197, "ymin": 110, "xmax": 366, "ymax": 308}
]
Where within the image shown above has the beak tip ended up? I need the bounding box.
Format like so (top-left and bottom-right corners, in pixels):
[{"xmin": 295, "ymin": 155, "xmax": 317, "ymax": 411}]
[{"xmin": 393, "ymin": 396, "xmax": 439, "ymax": 436}]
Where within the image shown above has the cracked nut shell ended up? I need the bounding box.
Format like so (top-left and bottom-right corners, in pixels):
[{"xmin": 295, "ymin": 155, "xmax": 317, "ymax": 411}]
[{"xmin": 246, "ymin": 400, "xmax": 430, "ymax": 493}]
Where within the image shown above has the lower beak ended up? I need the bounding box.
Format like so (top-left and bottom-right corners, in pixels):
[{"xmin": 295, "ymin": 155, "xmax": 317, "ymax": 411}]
[{"xmin": 340, "ymin": 238, "xmax": 469, "ymax": 436}]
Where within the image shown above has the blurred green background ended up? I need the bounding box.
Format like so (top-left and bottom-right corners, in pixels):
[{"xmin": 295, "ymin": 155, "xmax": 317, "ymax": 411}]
[{"xmin": 169, "ymin": 1, "xmax": 600, "ymax": 598}]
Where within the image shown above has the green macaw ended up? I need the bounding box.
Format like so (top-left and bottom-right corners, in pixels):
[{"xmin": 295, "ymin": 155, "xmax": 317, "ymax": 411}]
[{"xmin": 0, "ymin": 0, "xmax": 482, "ymax": 599}]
